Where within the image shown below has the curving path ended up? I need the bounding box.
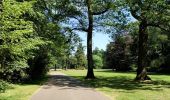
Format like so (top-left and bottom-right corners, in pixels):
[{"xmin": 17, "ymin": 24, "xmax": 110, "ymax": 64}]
[{"xmin": 30, "ymin": 72, "xmax": 111, "ymax": 100}]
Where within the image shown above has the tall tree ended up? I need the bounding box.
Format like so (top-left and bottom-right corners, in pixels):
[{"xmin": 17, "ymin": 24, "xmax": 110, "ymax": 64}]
[
  {"xmin": 86, "ymin": 0, "xmax": 94, "ymax": 78},
  {"xmin": 50, "ymin": 0, "xmax": 113, "ymax": 78},
  {"xmin": 63, "ymin": 30, "xmax": 81, "ymax": 70},
  {"xmin": 127, "ymin": 0, "xmax": 170, "ymax": 81},
  {"xmin": 75, "ymin": 43, "xmax": 87, "ymax": 69},
  {"xmin": 85, "ymin": 0, "xmax": 113, "ymax": 78},
  {"xmin": 105, "ymin": 34, "xmax": 133, "ymax": 71}
]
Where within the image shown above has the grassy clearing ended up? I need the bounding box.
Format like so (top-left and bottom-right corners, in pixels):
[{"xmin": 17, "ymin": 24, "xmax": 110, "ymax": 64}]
[
  {"xmin": 0, "ymin": 77, "xmax": 48, "ymax": 100},
  {"xmin": 61, "ymin": 69, "xmax": 170, "ymax": 100}
]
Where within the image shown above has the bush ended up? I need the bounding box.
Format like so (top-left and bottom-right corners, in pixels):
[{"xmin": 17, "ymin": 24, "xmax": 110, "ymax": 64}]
[
  {"xmin": 75, "ymin": 66, "xmax": 86, "ymax": 70},
  {"xmin": 159, "ymin": 55, "xmax": 170, "ymax": 73},
  {"xmin": 27, "ymin": 48, "xmax": 49, "ymax": 80},
  {"xmin": 0, "ymin": 80, "xmax": 10, "ymax": 93},
  {"xmin": 148, "ymin": 58, "xmax": 164, "ymax": 72},
  {"xmin": 130, "ymin": 64, "xmax": 137, "ymax": 71}
]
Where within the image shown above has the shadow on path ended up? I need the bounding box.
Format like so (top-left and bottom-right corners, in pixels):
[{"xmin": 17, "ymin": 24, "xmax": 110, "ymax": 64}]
[
  {"xmin": 42, "ymin": 73, "xmax": 89, "ymax": 90},
  {"xmin": 31, "ymin": 72, "xmax": 111, "ymax": 100}
]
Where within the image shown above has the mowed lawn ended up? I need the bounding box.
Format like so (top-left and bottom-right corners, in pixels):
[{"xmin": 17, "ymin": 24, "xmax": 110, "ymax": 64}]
[
  {"xmin": 0, "ymin": 77, "xmax": 48, "ymax": 100},
  {"xmin": 61, "ymin": 69, "xmax": 170, "ymax": 100},
  {"xmin": 0, "ymin": 84, "xmax": 40, "ymax": 100}
]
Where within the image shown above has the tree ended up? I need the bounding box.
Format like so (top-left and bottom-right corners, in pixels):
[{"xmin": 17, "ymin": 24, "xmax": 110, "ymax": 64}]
[
  {"xmin": 0, "ymin": 0, "xmax": 74, "ymax": 81},
  {"xmin": 127, "ymin": 0, "xmax": 170, "ymax": 81},
  {"xmin": 75, "ymin": 0, "xmax": 112, "ymax": 78},
  {"xmin": 146, "ymin": 27, "xmax": 170, "ymax": 73},
  {"xmin": 0, "ymin": 0, "xmax": 45, "ymax": 82},
  {"xmin": 22, "ymin": 0, "xmax": 66, "ymax": 80},
  {"xmin": 93, "ymin": 55, "xmax": 103, "ymax": 69},
  {"xmin": 63, "ymin": 29, "xmax": 81, "ymax": 70},
  {"xmin": 93, "ymin": 47, "xmax": 104, "ymax": 69},
  {"xmin": 75, "ymin": 43, "xmax": 87, "ymax": 69},
  {"xmin": 93, "ymin": 47, "xmax": 104, "ymax": 58},
  {"xmin": 48, "ymin": 0, "xmax": 113, "ymax": 79},
  {"xmin": 105, "ymin": 34, "xmax": 133, "ymax": 71}
]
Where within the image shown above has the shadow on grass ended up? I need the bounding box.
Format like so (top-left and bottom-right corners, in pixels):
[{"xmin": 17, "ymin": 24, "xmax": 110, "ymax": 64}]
[
  {"xmin": 95, "ymin": 69, "xmax": 136, "ymax": 74},
  {"xmin": 67, "ymin": 75, "xmax": 170, "ymax": 92},
  {"xmin": 11, "ymin": 71, "xmax": 170, "ymax": 94},
  {"xmin": 0, "ymin": 76, "xmax": 50, "ymax": 94},
  {"xmin": 24, "ymin": 71, "xmax": 170, "ymax": 93},
  {"xmin": 20, "ymin": 75, "xmax": 50, "ymax": 86},
  {"xmin": 95, "ymin": 69, "xmax": 170, "ymax": 76}
]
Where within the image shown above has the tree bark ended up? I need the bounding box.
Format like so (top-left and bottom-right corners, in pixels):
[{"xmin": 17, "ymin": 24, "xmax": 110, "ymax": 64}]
[
  {"xmin": 85, "ymin": 0, "xmax": 95, "ymax": 79},
  {"xmin": 55, "ymin": 64, "xmax": 57, "ymax": 71},
  {"xmin": 135, "ymin": 21, "xmax": 151, "ymax": 81}
]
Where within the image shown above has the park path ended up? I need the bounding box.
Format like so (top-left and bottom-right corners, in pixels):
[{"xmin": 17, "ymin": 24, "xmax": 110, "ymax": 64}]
[{"xmin": 30, "ymin": 72, "xmax": 111, "ymax": 100}]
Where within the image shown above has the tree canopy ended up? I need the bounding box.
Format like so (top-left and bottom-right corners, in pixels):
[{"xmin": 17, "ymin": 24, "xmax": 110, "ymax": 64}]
[{"xmin": 0, "ymin": 0, "xmax": 170, "ymax": 84}]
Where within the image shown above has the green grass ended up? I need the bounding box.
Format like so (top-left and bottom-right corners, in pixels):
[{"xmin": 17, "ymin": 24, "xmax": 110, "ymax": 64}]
[
  {"xmin": 61, "ymin": 69, "xmax": 170, "ymax": 100},
  {"xmin": 0, "ymin": 77, "xmax": 48, "ymax": 100}
]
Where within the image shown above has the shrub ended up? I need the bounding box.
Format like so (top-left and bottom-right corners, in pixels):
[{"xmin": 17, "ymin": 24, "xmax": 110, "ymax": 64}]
[
  {"xmin": 0, "ymin": 80, "xmax": 10, "ymax": 93},
  {"xmin": 148, "ymin": 58, "xmax": 164, "ymax": 72},
  {"xmin": 27, "ymin": 48, "xmax": 49, "ymax": 80}
]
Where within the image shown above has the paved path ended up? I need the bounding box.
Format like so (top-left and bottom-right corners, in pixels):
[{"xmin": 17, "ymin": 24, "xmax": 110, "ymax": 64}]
[{"xmin": 30, "ymin": 72, "xmax": 111, "ymax": 100}]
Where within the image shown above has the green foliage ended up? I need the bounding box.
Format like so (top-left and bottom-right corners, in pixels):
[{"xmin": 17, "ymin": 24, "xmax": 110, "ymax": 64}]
[
  {"xmin": 148, "ymin": 58, "xmax": 164, "ymax": 72},
  {"xmin": 93, "ymin": 47, "xmax": 104, "ymax": 69},
  {"xmin": 93, "ymin": 55, "xmax": 103, "ymax": 69},
  {"xmin": 75, "ymin": 43, "xmax": 87, "ymax": 69},
  {"xmin": 0, "ymin": 0, "xmax": 45, "ymax": 82},
  {"xmin": 0, "ymin": 0, "xmax": 169, "ymax": 84},
  {"xmin": 127, "ymin": 0, "xmax": 170, "ymax": 68},
  {"xmin": 27, "ymin": 46, "xmax": 49, "ymax": 80},
  {"xmin": 105, "ymin": 34, "xmax": 133, "ymax": 71},
  {"xmin": 24, "ymin": 3, "xmax": 68, "ymax": 78},
  {"xmin": 68, "ymin": 56, "xmax": 77, "ymax": 69},
  {"xmin": 93, "ymin": 47, "xmax": 104, "ymax": 58},
  {"xmin": 0, "ymin": 0, "xmax": 72, "ymax": 82},
  {"xmin": 0, "ymin": 80, "xmax": 10, "ymax": 93}
]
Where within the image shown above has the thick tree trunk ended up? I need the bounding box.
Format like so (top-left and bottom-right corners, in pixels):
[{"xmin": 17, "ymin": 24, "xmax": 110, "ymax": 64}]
[
  {"xmin": 85, "ymin": 30, "xmax": 95, "ymax": 79},
  {"xmin": 85, "ymin": 0, "xmax": 95, "ymax": 79},
  {"xmin": 135, "ymin": 21, "xmax": 151, "ymax": 81}
]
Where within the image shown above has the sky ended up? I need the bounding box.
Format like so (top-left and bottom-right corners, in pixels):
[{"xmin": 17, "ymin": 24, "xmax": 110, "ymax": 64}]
[{"xmin": 78, "ymin": 32, "xmax": 111, "ymax": 52}]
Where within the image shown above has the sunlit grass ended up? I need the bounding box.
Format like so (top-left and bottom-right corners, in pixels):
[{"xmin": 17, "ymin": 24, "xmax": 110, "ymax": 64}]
[
  {"xmin": 0, "ymin": 84, "xmax": 40, "ymax": 100},
  {"xmin": 1, "ymin": 70, "xmax": 169, "ymax": 100},
  {"xmin": 61, "ymin": 69, "xmax": 170, "ymax": 100},
  {"xmin": 0, "ymin": 77, "xmax": 48, "ymax": 100}
]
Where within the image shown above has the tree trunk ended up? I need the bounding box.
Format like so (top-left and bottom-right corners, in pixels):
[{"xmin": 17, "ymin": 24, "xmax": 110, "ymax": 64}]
[
  {"xmin": 55, "ymin": 64, "xmax": 57, "ymax": 71},
  {"xmin": 65, "ymin": 59, "xmax": 68, "ymax": 70},
  {"xmin": 0, "ymin": 0, "xmax": 2, "ymax": 10},
  {"xmin": 135, "ymin": 21, "xmax": 151, "ymax": 81},
  {"xmin": 85, "ymin": 0, "xmax": 95, "ymax": 79}
]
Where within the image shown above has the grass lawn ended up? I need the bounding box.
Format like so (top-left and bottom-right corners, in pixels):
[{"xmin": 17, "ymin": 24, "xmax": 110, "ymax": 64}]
[
  {"xmin": 0, "ymin": 77, "xmax": 48, "ymax": 100},
  {"xmin": 61, "ymin": 69, "xmax": 170, "ymax": 100}
]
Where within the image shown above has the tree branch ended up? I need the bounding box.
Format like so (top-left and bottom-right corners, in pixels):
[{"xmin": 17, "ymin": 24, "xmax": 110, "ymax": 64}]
[
  {"xmin": 72, "ymin": 27, "xmax": 88, "ymax": 32},
  {"xmin": 70, "ymin": 16, "xmax": 86, "ymax": 27},
  {"xmin": 92, "ymin": 3, "xmax": 110, "ymax": 15},
  {"xmin": 130, "ymin": 7, "xmax": 141, "ymax": 20},
  {"xmin": 147, "ymin": 23, "xmax": 169, "ymax": 32}
]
